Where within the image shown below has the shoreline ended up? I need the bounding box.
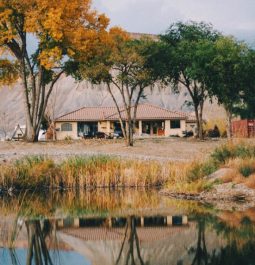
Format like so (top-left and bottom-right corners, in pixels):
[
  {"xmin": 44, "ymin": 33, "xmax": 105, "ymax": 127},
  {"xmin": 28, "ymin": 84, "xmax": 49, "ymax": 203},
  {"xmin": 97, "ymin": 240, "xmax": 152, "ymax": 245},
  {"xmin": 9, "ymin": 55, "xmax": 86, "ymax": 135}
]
[{"xmin": 160, "ymin": 182, "xmax": 255, "ymax": 211}]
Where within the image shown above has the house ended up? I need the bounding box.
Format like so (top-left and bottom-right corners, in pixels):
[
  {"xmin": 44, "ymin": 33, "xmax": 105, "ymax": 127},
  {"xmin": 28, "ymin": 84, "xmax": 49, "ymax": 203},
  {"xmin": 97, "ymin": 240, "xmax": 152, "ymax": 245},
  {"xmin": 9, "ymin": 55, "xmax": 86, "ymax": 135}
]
[{"xmin": 54, "ymin": 103, "xmax": 197, "ymax": 140}]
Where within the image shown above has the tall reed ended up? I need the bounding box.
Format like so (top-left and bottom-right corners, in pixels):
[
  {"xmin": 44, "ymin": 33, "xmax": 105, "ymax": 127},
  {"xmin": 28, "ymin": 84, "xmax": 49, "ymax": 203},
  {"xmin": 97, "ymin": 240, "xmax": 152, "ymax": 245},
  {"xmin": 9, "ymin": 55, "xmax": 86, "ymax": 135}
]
[{"xmin": 0, "ymin": 155, "xmax": 168, "ymax": 190}]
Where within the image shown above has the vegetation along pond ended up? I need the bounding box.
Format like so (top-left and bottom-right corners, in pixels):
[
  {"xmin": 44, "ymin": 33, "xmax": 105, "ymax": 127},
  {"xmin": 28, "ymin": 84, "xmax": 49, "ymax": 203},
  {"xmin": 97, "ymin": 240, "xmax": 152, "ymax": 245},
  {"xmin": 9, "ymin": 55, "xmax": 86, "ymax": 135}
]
[{"xmin": 1, "ymin": 189, "xmax": 255, "ymax": 265}]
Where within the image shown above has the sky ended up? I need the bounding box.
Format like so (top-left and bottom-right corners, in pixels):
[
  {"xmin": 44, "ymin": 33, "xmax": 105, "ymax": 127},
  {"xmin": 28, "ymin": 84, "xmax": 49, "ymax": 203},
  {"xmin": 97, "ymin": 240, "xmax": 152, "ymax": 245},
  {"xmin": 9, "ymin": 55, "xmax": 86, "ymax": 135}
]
[{"xmin": 93, "ymin": 0, "xmax": 255, "ymax": 44}]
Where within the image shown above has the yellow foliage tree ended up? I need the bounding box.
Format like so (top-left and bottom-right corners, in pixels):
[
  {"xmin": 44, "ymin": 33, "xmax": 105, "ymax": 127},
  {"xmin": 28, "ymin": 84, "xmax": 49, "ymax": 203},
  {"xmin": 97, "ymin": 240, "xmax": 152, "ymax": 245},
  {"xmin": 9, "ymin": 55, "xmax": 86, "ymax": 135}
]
[
  {"xmin": 77, "ymin": 28, "xmax": 157, "ymax": 146},
  {"xmin": 0, "ymin": 0, "xmax": 109, "ymax": 141}
]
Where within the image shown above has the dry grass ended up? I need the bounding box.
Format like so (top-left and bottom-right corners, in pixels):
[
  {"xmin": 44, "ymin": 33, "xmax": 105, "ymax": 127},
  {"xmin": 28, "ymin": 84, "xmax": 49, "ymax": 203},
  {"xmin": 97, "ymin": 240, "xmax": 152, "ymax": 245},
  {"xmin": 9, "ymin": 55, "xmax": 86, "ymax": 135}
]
[
  {"xmin": 0, "ymin": 155, "xmax": 168, "ymax": 190},
  {"xmin": 165, "ymin": 141, "xmax": 255, "ymax": 194},
  {"xmin": 60, "ymin": 156, "xmax": 166, "ymax": 188},
  {"xmin": 165, "ymin": 161, "xmax": 213, "ymax": 194},
  {"xmin": 221, "ymin": 158, "xmax": 255, "ymax": 188},
  {"xmin": 1, "ymin": 141, "xmax": 255, "ymax": 193},
  {"xmin": 245, "ymin": 174, "xmax": 255, "ymax": 189},
  {"xmin": 0, "ymin": 155, "xmax": 214, "ymax": 193}
]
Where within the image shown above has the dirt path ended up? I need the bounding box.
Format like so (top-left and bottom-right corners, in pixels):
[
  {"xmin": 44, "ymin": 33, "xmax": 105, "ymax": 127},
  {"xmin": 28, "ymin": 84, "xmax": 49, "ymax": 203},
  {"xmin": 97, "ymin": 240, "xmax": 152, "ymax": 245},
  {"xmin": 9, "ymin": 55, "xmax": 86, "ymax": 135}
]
[{"xmin": 0, "ymin": 138, "xmax": 224, "ymax": 162}]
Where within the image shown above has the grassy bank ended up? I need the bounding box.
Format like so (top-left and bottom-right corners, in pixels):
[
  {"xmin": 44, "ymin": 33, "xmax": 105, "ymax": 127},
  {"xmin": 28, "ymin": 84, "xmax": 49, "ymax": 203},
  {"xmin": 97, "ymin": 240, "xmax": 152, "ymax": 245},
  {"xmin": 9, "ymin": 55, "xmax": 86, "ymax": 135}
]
[
  {"xmin": 0, "ymin": 155, "xmax": 168, "ymax": 190},
  {"xmin": 1, "ymin": 141, "xmax": 255, "ymax": 193},
  {"xmin": 165, "ymin": 141, "xmax": 255, "ymax": 194}
]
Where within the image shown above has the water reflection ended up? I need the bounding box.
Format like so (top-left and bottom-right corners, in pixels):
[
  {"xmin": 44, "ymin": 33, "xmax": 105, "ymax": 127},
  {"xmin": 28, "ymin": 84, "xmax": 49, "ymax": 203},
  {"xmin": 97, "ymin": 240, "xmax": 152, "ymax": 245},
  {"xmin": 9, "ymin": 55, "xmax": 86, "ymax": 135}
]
[
  {"xmin": 1, "ymin": 190, "xmax": 255, "ymax": 265},
  {"xmin": 25, "ymin": 220, "xmax": 54, "ymax": 265}
]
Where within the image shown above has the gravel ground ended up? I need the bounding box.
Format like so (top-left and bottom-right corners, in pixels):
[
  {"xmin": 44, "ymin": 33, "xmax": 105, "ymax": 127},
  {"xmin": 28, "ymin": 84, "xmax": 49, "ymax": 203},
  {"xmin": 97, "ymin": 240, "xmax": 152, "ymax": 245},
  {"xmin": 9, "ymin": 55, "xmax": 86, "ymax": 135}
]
[{"xmin": 0, "ymin": 137, "xmax": 224, "ymax": 162}]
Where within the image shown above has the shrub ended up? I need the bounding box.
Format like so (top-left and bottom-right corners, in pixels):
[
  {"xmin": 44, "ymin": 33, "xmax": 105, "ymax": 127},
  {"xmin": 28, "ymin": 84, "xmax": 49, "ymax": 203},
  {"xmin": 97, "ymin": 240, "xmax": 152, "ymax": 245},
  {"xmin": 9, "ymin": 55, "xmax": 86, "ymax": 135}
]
[
  {"xmin": 234, "ymin": 145, "xmax": 254, "ymax": 159},
  {"xmin": 239, "ymin": 165, "xmax": 254, "ymax": 178},
  {"xmin": 211, "ymin": 145, "xmax": 233, "ymax": 164},
  {"xmin": 186, "ymin": 160, "xmax": 218, "ymax": 183},
  {"xmin": 211, "ymin": 143, "xmax": 255, "ymax": 165}
]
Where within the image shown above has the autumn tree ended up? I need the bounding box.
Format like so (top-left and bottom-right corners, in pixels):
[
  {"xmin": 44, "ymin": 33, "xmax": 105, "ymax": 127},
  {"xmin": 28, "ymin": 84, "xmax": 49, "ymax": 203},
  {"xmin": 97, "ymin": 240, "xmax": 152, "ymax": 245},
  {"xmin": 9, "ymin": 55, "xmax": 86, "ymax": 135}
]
[
  {"xmin": 0, "ymin": 59, "xmax": 19, "ymax": 86},
  {"xmin": 71, "ymin": 29, "xmax": 157, "ymax": 146},
  {"xmin": 155, "ymin": 22, "xmax": 220, "ymax": 139},
  {"xmin": 0, "ymin": 0, "xmax": 109, "ymax": 141}
]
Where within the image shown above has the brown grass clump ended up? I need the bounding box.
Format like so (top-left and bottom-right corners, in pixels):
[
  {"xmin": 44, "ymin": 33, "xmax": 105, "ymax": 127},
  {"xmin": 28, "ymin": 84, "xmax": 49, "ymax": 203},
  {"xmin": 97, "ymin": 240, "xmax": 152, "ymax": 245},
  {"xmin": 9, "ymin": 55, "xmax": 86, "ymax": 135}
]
[
  {"xmin": 220, "ymin": 169, "xmax": 238, "ymax": 183},
  {"xmin": 165, "ymin": 161, "xmax": 213, "ymax": 194},
  {"xmin": 244, "ymin": 174, "xmax": 255, "ymax": 189},
  {"xmin": 222, "ymin": 158, "xmax": 255, "ymax": 187},
  {"xmin": 219, "ymin": 158, "xmax": 255, "ymax": 189},
  {"xmin": 60, "ymin": 156, "xmax": 167, "ymax": 188}
]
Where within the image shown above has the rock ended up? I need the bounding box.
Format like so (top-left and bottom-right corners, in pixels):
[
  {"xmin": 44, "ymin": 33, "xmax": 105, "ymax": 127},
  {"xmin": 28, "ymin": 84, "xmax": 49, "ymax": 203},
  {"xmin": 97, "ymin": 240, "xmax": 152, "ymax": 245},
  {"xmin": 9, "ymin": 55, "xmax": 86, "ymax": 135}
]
[{"xmin": 206, "ymin": 168, "xmax": 236, "ymax": 182}]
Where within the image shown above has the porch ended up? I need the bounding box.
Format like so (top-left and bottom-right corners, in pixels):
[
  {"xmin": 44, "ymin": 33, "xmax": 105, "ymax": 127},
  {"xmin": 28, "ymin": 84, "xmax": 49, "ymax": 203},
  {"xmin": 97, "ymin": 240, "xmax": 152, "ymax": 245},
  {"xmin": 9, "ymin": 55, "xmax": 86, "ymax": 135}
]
[{"xmin": 138, "ymin": 120, "xmax": 165, "ymax": 136}]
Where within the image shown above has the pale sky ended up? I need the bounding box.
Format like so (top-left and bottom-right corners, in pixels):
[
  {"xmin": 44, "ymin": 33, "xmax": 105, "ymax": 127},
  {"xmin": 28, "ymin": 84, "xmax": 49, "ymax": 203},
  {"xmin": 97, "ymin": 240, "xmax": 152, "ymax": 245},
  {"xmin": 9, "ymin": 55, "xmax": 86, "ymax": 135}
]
[{"xmin": 93, "ymin": 0, "xmax": 255, "ymax": 44}]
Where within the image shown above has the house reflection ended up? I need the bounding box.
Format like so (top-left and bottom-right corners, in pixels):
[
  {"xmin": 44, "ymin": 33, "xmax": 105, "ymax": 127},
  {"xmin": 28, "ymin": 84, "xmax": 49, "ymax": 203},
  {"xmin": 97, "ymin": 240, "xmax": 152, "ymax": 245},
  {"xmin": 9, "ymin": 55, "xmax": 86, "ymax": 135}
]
[
  {"xmin": 57, "ymin": 215, "xmax": 189, "ymax": 229},
  {"xmin": 57, "ymin": 215, "xmax": 192, "ymax": 265},
  {"xmin": 1, "ymin": 213, "xmax": 244, "ymax": 265}
]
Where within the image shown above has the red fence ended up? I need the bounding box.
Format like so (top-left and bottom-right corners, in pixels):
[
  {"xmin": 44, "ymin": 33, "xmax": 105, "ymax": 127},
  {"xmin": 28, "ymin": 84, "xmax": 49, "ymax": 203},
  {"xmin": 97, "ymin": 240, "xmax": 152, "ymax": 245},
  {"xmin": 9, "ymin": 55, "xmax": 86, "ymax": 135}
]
[{"xmin": 232, "ymin": 119, "xmax": 255, "ymax": 138}]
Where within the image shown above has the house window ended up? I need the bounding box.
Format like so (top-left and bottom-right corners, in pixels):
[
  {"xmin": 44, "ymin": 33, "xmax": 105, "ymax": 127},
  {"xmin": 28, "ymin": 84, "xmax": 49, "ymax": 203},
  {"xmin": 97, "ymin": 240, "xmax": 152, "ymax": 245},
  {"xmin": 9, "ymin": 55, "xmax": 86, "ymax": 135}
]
[
  {"xmin": 171, "ymin": 120, "xmax": 181, "ymax": 129},
  {"xmin": 61, "ymin": 123, "xmax": 72, "ymax": 132}
]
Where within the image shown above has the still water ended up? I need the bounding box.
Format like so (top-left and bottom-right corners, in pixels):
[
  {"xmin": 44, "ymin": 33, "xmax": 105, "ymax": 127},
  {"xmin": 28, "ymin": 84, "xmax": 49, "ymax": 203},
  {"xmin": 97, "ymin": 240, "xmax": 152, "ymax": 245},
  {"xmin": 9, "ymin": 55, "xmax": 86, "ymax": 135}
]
[{"xmin": 0, "ymin": 189, "xmax": 255, "ymax": 265}]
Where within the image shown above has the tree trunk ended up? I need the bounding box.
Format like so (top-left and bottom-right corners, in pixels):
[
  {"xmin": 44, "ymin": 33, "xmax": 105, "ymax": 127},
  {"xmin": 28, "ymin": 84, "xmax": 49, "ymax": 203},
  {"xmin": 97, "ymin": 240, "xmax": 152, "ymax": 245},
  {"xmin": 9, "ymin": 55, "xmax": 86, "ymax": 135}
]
[
  {"xmin": 226, "ymin": 108, "xmax": 233, "ymax": 139},
  {"xmin": 125, "ymin": 120, "xmax": 133, "ymax": 147},
  {"xmin": 194, "ymin": 106, "xmax": 201, "ymax": 139},
  {"xmin": 20, "ymin": 62, "xmax": 35, "ymax": 142},
  {"xmin": 198, "ymin": 100, "xmax": 204, "ymax": 140},
  {"xmin": 21, "ymin": 70, "xmax": 63, "ymax": 142},
  {"xmin": 194, "ymin": 103, "xmax": 204, "ymax": 140},
  {"xmin": 125, "ymin": 107, "xmax": 134, "ymax": 147}
]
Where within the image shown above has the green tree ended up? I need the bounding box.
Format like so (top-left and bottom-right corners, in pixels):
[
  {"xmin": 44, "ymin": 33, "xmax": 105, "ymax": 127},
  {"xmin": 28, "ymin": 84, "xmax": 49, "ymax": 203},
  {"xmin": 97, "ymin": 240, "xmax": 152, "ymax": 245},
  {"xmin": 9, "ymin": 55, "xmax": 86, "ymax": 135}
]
[
  {"xmin": 206, "ymin": 37, "xmax": 251, "ymax": 138},
  {"xmin": 235, "ymin": 49, "xmax": 255, "ymax": 119},
  {"xmin": 156, "ymin": 21, "xmax": 220, "ymax": 139}
]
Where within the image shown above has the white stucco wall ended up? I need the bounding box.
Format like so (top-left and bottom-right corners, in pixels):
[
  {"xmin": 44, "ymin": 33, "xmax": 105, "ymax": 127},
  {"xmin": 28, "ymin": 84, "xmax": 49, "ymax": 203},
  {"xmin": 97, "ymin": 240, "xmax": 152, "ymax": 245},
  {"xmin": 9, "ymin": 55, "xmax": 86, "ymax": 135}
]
[
  {"xmin": 186, "ymin": 122, "xmax": 197, "ymax": 133},
  {"xmin": 55, "ymin": 122, "xmax": 79, "ymax": 140},
  {"xmin": 98, "ymin": 121, "xmax": 114, "ymax": 135},
  {"xmin": 165, "ymin": 119, "xmax": 186, "ymax": 137}
]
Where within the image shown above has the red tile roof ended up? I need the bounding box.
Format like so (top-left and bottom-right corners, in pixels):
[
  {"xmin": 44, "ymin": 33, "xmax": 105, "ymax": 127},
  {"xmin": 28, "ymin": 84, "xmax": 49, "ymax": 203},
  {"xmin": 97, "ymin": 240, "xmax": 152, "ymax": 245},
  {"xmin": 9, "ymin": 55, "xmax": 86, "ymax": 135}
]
[
  {"xmin": 61, "ymin": 226, "xmax": 192, "ymax": 242},
  {"xmin": 55, "ymin": 103, "xmax": 196, "ymax": 122}
]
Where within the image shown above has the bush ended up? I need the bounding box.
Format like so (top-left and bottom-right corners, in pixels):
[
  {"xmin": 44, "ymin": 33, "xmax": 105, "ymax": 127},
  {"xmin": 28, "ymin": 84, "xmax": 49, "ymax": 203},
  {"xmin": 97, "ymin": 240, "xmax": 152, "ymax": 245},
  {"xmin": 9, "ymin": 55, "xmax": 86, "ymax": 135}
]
[
  {"xmin": 239, "ymin": 165, "xmax": 254, "ymax": 178},
  {"xmin": 211, "ymin": 143, "xmax": 255, "ymax": 165},
  {"xmin": 234, "ymin": 145, "xmax": 254, "ymax": 159},
  {"xmin": 211, "ymin": 145, "xmax": 233, "ymax": 164},
  {"xmin": 186, "ymin": 160, "xmax": 218, "ymax": 183}
]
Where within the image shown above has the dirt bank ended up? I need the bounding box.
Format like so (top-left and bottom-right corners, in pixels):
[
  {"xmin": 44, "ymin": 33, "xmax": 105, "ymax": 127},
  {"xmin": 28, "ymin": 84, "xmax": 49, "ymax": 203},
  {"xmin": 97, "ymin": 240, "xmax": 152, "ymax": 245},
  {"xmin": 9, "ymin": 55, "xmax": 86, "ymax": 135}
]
[
  {"xmin": 160, "ymin": 182, "xmax": 255, "ymax": 211},
  {"xmin": 0, "ymin": 138, "xmax": 223, "ymax": 162}
]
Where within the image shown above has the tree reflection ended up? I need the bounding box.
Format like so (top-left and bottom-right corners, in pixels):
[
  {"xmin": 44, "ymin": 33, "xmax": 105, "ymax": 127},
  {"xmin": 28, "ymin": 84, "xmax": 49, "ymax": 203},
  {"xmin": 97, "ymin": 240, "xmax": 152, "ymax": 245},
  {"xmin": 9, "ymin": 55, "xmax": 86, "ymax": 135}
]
[
  {"xmin": 186, "ymin": 214, "xmax": 255, "ymax": 265},
  {"xmin": 116, "ymin": 216, "xmax": 145, "ymax": 265},
  {"xmin": 25, "ymin": 220, "xmax": 54, "ymax": 265},
  {"xmin": 191, "ymin": 218, "xmax": 208, "ymax": 265}
]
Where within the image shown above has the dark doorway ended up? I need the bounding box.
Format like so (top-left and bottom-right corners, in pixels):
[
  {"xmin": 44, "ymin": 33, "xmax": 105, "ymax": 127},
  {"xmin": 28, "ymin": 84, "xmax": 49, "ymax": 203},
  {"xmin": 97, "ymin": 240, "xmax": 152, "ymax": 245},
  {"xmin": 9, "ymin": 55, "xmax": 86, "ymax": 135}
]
[{"xmin": 78, "ymin": 122, "xmax": 98, "ymax": 137}]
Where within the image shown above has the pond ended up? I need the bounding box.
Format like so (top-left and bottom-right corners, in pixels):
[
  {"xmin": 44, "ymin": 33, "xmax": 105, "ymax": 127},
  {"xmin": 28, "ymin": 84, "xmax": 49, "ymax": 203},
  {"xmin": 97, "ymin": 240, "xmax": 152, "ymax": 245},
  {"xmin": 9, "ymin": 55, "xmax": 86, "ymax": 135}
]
[{"xmin": 0, "ymin": 189, "xmax": 255, "ymax": 265}]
